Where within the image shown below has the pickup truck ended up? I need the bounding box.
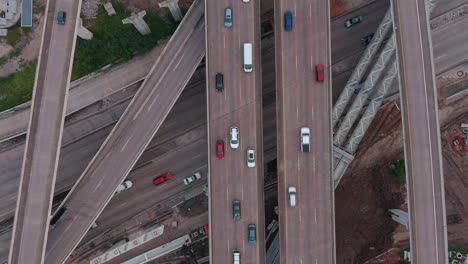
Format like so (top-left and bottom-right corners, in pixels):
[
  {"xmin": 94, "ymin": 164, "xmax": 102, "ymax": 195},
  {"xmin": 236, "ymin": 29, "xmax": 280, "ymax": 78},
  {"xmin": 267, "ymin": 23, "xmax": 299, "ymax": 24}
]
[{"xmin": 300, "ymin": 127, "xmax": 310, "ymax": 153}]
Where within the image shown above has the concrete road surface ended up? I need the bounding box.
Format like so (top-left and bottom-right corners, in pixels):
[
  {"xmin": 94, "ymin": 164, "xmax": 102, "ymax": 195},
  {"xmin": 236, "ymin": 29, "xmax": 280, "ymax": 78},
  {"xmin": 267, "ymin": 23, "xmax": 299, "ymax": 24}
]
[
  {"xmin": 275, "ymin": 0, "xmax": 334, "ymax": 263},
  {"xmin": 206, "ymin": 0, "xmax": 265, "ymax": 263},
  {"xmin": 43, "ymin": 1, "xmax": 205, "ymax": 263},
  {"xmin": 8, "ymin": 0, "xmax": 82, "ymax": 263},
  {"xmin": 392, "ymin": 0, "xmax": 448, "ymax": 263}
]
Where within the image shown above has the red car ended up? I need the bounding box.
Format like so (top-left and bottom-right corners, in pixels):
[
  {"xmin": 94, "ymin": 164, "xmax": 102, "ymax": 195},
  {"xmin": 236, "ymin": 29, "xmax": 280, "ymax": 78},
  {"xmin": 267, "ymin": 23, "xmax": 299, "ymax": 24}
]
[
  {"xmin": 153, "ymin": 172, "xmax": 172, "ymax": 186},
  {"xmin": 315, "ymin": 64, "xmax": 325, "ymax": 82},
  {"xmin": 216, "ymin": 140, "xmax": 225, "ymax": 159}
]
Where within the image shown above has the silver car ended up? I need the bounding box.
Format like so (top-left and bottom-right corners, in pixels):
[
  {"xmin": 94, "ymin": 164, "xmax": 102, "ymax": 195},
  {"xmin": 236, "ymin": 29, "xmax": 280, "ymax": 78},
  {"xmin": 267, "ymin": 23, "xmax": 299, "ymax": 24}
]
[
  {"xmin": 247, "ymin": 148, "xmax": 255, "ymax": 168},
  {"xmin": 184, "ymin": 172, "xmax": 202, "ymax": 185},
  {"xmin": 224, "ymin": 8, "xmax": 232, "ymax": 28},
  {"xmin": 230, "ymin": 127, "xmax": 239, "ymax": 149}
]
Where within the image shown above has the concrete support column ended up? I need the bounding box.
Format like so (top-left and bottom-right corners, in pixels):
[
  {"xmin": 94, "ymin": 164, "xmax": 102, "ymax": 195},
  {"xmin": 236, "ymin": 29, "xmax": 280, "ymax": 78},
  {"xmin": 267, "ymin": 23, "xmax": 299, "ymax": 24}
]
[{"xmin": 159, "ymin": 0, "xmax": 183, "ymax": 22}]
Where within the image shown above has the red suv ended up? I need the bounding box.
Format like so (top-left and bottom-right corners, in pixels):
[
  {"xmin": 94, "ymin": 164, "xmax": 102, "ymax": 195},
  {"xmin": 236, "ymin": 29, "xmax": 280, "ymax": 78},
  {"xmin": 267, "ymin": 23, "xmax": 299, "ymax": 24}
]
[
  {"xmin": 153, "ymin": 172, "xmax": 172, "ymax": 186},
  {"xmin": 315, "ymin": 64, "xmax": 324, "ymax": 82},
  {"xmin": 216, "ymin": 140, "xmax": 225, "ymax": 159}
]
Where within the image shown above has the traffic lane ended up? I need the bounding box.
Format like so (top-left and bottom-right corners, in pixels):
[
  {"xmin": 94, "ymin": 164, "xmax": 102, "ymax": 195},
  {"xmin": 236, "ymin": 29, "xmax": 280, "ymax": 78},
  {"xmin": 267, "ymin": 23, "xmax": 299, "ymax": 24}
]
[
  {"xmin": 331, "ymin": 0, "xmax": 389, "ymax": 64},
  {"xmin": 9, "ymin": 0, "xmax": 81, "ymax": 261},
  {"xmin": 393, "ymin": 0, "xmax": 447, "ymax": 263},
  {"xmin": 44, "ymin": 3, "xmax": 206, "ymax": 262},
  {"xmin": 431, "ymin": 0, "xmax": 468, "ymax": 17},
  {"xmin": 432, "ymin": 14, "xmax": 468, "ymax": 74}
]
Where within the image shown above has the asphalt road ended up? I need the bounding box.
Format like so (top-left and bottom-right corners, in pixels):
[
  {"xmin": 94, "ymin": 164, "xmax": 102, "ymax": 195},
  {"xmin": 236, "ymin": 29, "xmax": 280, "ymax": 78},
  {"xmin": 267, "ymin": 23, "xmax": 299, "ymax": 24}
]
[
  {"xmin": 206, "ymin": 0, "xmax": 265, "ymax": 263},
  {"xmin": 274, "ymin": 0, "xmax": 334, "ymax": 263},
  {"xmin": 393, "ymin": 0, "xmax": 448, "ymax": 263},
  {"xmin": 8, "ymin": 0, "xmax": 82, "ymax": 263},
  {"xmin": 43, "ymin": 1, "xmax": 206, "ymax": 263}
]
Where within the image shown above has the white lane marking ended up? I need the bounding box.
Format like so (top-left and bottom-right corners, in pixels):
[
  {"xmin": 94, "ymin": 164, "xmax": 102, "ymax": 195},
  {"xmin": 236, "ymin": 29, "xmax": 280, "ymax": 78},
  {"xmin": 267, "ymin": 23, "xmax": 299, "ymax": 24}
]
[
  {"xmin": 224, "ymin": 36, "xmax": 226, "ymax": 49},
  {"xmin": 296, "ymin": 107, "xmax": 299, "ymax": 120},
  {"xmin": 94, "ymin": 177, "xmax": 105, "ymax": 192},
  {"xmin": 121, "ymin": 136, "xmax": 132, "ymax": 152},
  {"xmin": 313, "ymin": 158, "xmax": 316, "ymax": 173},
  {"xmin": 64, "ymin": 215, "xmax": 78, "ymax": 233},
  {"xmin": 294, "ymin": 3, "xmax": 297, "ymax": 14},
  {"xmin": 226, "ymin": 188, "xmax": 229, "ymax": 201},
  {"xmin": 309, "ymin": 4, "xmax": 312, "ymax": 18},
  {"xmin": 297, "ymin": 158, "xmax": 300, "ymax": 171},
  {"xmin": 227, "ymin": 240, "xmax": 231, "ymax": 252},
  {"xmin": 147, "ymin": 93, "xmax": 160, "ymax": 113},
  {"xmin": 315, "ymin": 208, "xmax": 317, "ymax": 224},
  {"xmin": 299, "ymin": 208, "xmax": 302, "ymax": 223},
  {"xmin": 173, "ymin": 54, "xmax": 185, "ymax": 71},
  {"xmin": 295, "ymin": 55, "xmax": 298, "ymax": 69},
  {"xmin": 311, "ymin": 55, "xmax": 313, "ymax": 69},
  {"xmin": 119, "ymin": 202, "xmax": 129, "ymax": 207}
]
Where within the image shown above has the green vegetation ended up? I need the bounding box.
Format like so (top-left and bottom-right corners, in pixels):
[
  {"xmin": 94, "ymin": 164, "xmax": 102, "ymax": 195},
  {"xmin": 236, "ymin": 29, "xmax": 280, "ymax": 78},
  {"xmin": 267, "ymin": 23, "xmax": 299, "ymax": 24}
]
[
  {"xmin": 391, "ymin": 160, "xmax": 406, "ymax": 184},
  {"xmin": 449, "ymin": 244, "xmax": 468, "ymax": 255},
  {"xmin": 71, "ymin": 2, "xmax": 177, "ymax": 80},
  {"xmin": 0, "ymin": 63, "xmax": 36, "ymax": 112}
]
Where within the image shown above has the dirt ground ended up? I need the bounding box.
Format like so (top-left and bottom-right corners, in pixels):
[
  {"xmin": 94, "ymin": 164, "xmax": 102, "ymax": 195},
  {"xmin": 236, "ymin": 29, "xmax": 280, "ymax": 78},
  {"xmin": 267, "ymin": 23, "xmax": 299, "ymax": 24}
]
[{"xmin": 336, "ymin": 92, "xmax": 468, "ymax": 263}]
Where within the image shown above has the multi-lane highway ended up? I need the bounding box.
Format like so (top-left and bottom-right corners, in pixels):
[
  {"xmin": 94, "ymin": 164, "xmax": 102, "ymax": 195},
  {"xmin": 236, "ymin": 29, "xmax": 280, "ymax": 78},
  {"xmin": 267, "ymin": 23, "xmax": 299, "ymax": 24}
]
[
  {"xmin": 392, "ymin": 0, "xmax": 448, "ymax": 262},
  {"xmin": 206, "ymin": 0, "xmax": 265, "ymax": 262},
  {"xmin": 8, "ymin": 0, "xmax": 82, "ymax": 263},
  {"xmin": 275, "ymin": 0, "xmax": 334, "ymax": 263},
  {"xmin": 42, "ymin": 1, "xmax": 205, "ymax": 263}
]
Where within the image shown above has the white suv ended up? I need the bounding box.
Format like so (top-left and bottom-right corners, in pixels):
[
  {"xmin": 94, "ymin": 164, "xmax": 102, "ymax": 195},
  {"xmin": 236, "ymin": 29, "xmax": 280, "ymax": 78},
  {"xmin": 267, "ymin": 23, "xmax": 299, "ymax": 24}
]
[
  {"xmin": 230, "ymin": 127, "xmax": 239, "ymax": 149},
  {"xmin": 115, "ymin": 180, "xmax": 133, "ymax": 194},
  {"xmin": 184, "ymin": 172, "xmax": 202, "ymax": 185},
  {"xmin": 247, "ymin": 148, "xmax": 255, "ymax": 168},
  {"xmin": 288, "ymin": 186, "xmax": 297, "ymax": 207}
]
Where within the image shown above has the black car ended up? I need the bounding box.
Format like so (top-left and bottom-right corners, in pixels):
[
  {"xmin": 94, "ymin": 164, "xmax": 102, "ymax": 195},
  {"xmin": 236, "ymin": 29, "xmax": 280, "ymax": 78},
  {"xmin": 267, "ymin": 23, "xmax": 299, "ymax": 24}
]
[
  {"xmin": 361, "ymin": 33, "xmax": 374, "ymax": 46},
  {"xmin": 233, "ymin": 200, "xmax": 241, "ymax": 221},
  {"xmin": 216, "ymin": 73, "xmax": 224, "ymax": 92}
]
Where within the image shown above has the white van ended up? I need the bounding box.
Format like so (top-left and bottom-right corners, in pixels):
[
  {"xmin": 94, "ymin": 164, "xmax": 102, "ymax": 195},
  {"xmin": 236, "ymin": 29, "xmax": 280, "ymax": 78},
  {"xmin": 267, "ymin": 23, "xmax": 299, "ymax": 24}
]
[
  {"xmin": 243, "ymin": 43, "xmax": 252, "ymax": 73},
  {"xmin": 233, "ymin": 249, "xmax": 240, "ymax": 264}
]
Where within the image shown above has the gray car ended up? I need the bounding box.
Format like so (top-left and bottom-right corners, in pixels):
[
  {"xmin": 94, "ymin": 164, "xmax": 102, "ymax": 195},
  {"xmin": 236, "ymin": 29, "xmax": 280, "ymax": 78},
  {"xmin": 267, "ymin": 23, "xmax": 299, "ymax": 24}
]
[
  {"xmin": 233, "ymin": 200, "xmax": 241, "ymax": 221},
  {"xmin": 248, "ymin": 224, "xmax": 256, "ymax": 245},
  {"xmin": 344, "ymin": 16, "xmax": 362, "ymax": 28}
]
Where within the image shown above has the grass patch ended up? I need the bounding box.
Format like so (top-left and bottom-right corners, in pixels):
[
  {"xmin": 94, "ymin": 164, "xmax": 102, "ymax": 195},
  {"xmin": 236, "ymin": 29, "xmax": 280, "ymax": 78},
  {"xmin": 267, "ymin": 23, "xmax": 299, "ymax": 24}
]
[
  {"xmin": 71, "ymin": 2, "xmax": 177, "ymax": 80},
  {"xmin": 0, "ymin": 63, "xmax": 36, "ymax": 112},
  {"xmin": 391, "ymin": 160, "xmax": 406, "ymax": 184},
  {"xmin": 449, "ymin": 244, "xmax": 468, "ymax": 255}
]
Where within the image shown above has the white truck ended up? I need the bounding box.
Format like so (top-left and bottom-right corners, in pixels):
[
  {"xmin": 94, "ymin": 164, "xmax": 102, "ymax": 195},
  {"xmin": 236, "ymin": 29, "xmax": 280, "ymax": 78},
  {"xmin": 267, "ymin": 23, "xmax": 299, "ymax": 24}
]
[
  {"xmin": 300, "ymin": 127, "xmax": 310, "ymax": 153},
  {"xmin": 233, "ymin": 249, "xmax": 240, "ymax": 264},
  {"xmin": 243, "ymin": 43, "xmax": 252, "ymax": 73}
]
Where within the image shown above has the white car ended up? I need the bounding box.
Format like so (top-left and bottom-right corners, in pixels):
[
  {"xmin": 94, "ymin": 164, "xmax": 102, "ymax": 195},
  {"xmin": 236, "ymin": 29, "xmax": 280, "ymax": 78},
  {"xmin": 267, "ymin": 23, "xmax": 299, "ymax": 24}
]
[
  {"xmin": 288, "ymin": 186, "xmax": 297, "ymax": 207},
  {"xmin": 243, "ymin": 0, "xmax": 250, "ymax": 2},
  {"xmin": 247, "ymin": 148, "xmax": 255, "ymax": 168},
  {"xmin": 230, "ymin": 127, "xmax": 239, "ymax": 149},
  {"xmin": 115, "ymin": 180, "xmax": 133, "ymax": 194},
  {"xmin": 184, "ymin": 172, "xmax": 202, "ymax": 185}
]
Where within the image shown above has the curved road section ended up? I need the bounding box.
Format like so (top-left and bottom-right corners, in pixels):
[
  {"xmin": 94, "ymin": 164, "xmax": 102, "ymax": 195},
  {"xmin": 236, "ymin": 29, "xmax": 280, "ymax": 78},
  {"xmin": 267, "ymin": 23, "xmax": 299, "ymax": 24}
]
[
  {"xmin": 8, "ymin": 0, "xmax": 82, "ymax": 263},
  {"xmin": 43, "ymin": 1, "xmax": 205, "ymax": 263},
  {"xmin": 275, "ymin": 0, "xmax": 335, "ymax": 263},
  {"xmin": 392, "ymin": 0, "xmax": 448, "ymax": 263}
]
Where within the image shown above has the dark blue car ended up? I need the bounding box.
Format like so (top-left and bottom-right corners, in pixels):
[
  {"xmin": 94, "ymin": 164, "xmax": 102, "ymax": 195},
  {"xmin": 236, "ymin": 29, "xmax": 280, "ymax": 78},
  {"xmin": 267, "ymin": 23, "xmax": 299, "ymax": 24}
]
[{"xmin": 284, "ymin": 11, "xmax": 293, "ymax": 32}]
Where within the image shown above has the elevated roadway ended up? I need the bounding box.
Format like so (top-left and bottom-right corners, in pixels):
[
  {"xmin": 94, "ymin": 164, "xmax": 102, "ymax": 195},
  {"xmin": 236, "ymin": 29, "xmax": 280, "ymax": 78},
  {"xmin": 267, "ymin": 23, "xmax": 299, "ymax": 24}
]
[
  {"xmin": 8, "ymin": 0, "xmax": 82, "ymax": 263},
  {"xmin": 43, "ymin": 1, "xmax": 205, "ymax": 263},
  {"xmin": 274, "ymin": 0, "xmax": 334, "ymax": 263},
  {"xmin": 206, "ymin": 0, "xmax": 265, "ymax": 263},
  {"xmin": 392, "ymin": 0, "xmax": 448, "ymax": 262}
]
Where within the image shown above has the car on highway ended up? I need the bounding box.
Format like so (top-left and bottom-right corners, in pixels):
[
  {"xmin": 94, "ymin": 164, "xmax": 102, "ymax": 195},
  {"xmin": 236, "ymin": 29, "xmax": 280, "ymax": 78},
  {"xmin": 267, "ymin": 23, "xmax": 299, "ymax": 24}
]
[
  {"xmin": 216, "ymin": 73, "xmax": 224, "ymax": 92},
  {"xmin": 115, "ymin": 180, "xmax": 133, "ymax": 194},
  {"xmin": 225, "ymin": 8, "xmax": 233, "ymax": 28},
  {"xmin": 242, "ymin": 0, "xmax": 250, "ymax": 2},
  {"xmin": 315, "ymin": 64, "xmax": 324, "ymax": 82},
  {"xmin": 243, "ymin": 43, "xmax": 253, "ymax": 73},
  {"xmin": 216, "ymin": 140, "xmax": 225, "ymax": 159},
  {"xmin": 233, "ymin": 249, "xmax": 240, "ymax": 264},
  {"xmin": 153, "ymin": 172, "xmax": 172, "ymax": 186},
  {"xmin": 300, "ymin": 127, "xmax": 311, "ymax": 153},
  {"xmin": 248, "ymin": 224, "xmax": 256, "ymax": 245},
  {"xmin": 233, "ymin": 200, "xmax": 241, "ymax": 221},
  {"xmin": 344, "ymin": 16, "xmax": 362, "ymax": 28},
  {"xmin": 57, "ymin": 11, "xmax": 66, "ymax": 25},
  {"xmin": 247, "ymin": 148, "xmax": 255, "ymax": 167},
  {"xmin": 361, "ymin": 33, "xmax": 374, "ymax": 46},
  {"xmin": 183, "ymin": 172, "xmax": 202, "ymax": 185},
  {"xmin": 284, "ymin": 10, "xmax": 293, "ymax": 32},
  {"xmin": 230, "ymin": 127, "xmax": 239, "ymax": 149},
  {"xmin": 288, "ymin": 186, "xmax": 297, "ymax": 207}
]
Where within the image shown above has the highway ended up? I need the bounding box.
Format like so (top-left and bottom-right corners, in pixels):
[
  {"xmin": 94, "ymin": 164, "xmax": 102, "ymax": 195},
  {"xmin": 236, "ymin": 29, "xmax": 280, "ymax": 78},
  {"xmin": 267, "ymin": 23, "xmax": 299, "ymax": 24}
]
[
  {"xmin": 43, "ymin": 1, "xmax": 205, "ymax": 263},
  {"xmin": 8, "ymin": 0, "xmax": 82, "ymax": 263},
  {"xmin": 274, "ymin": 0, "xmax": 334, "ymax": 263},
  {"xmin": 392, "ymin": 0, "xmax": 448, "ymax": 263},
  {"xmin": 205, "ymin": 0, "xmax": 265, "ymax": 262}
]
